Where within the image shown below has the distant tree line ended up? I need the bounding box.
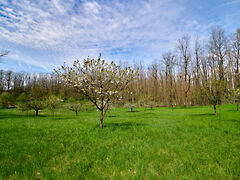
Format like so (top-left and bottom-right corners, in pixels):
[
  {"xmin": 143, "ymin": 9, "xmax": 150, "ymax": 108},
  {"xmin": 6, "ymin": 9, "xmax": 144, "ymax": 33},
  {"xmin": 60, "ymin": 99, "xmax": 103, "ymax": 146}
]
[
  {"xmin": 0, "ymin": 71, "xmax": 85, "ymax": 109},
  {"xmin": 0, "ymin": 27, "xmax": 240, "ymax": 117},
  {"xmin": 126, "ymin": 27, "xmax": 240, "ymax": 114}
]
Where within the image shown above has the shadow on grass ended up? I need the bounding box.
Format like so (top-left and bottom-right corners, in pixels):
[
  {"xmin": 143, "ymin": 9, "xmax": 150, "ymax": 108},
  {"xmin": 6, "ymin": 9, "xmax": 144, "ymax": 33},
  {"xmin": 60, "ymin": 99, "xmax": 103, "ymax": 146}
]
[
  {"xmin": 0, "ymin": 111, "xmax": 62, "ymax": 120},
  {"xmin": 227, "ymin": 109, "xmax": 239, "ymax": 112},
  {"xmin": 219, "ymin": 119, "xmax": 240, "ymax": 123},
  {"xmin": 90, "ymin": 121, "xmax": 147, "ymax": 131},
  {"xmin": 0, "ymin": 112, "xmax": 34, "ymax": 120},
  {"xmin": 126, "ymin": 110, "xmax": 140, "ymax": 113},
  {"xmin": 105, "ymin": 122, "xmax": 147, "ymax": 128},
  {"xmin": 106, "ymin": 115, "xmax": 117, "ymax": 118},
  {"xmin": 189, "ymin": 113, "xmax": 216, "ymax": 117},
  {"xmin": 48, "ymin": 117, "xmax": 66, "ymax": 121}
]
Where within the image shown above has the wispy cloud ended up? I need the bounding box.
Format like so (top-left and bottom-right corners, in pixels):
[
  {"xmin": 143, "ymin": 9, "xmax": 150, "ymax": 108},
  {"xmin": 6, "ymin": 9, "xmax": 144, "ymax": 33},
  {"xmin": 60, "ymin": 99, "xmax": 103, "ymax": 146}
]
[{"xmin": 0, "ymin": 0, "xmax": 239, "ymax": 72}]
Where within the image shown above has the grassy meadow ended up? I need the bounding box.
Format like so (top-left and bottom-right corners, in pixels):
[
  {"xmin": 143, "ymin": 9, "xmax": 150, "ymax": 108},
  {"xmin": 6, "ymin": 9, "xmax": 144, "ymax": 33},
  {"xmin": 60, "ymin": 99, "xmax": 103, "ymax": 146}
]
[{"xmin": 0, "ymin": 104, "xmax": 240, "ymax": 179}]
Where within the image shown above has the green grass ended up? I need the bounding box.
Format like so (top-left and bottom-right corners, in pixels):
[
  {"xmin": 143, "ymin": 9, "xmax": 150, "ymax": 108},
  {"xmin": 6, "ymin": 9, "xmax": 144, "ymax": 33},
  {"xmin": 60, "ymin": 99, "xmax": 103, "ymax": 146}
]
[{"xmin": 0, "ymin": 104, "xmax": 240, "ymax": 179}]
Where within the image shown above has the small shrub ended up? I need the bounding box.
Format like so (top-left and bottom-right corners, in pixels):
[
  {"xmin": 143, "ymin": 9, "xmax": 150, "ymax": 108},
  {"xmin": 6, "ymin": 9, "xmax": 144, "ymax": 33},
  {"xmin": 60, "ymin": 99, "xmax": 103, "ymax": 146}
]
[
  {"xmin": 124, "ymin": 103, "xmax": 137, "ymax": 112},
  {"xmin": 67, "ymin": 103, "xmax": 83, "ymax": 116}
]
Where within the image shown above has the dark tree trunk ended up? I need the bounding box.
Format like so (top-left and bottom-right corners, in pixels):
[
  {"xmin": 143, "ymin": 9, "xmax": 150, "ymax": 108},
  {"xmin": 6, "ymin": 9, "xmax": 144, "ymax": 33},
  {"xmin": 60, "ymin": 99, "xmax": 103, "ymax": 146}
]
[
  {"xmin": 100, "ymin": 110, "xmax": 103, "ymax": 128},
  {"xmin": 36, "ymin": 110, "xmax": 39, "ymax": 116},
  {"xmin": 131, "ymin": 107, "xmax": 133, "ymax": 112},
  {"xmin": 75, "ymin": 110, "xmax": 78, "ymax": 116},
  {"xmin": 52, "ymin": 110, "xmax": 54, "ymax": 119},
  {"xmin": 213, "ymin": 104, "xmax": 217, "ymax": 115},
  {"xmin": 237, "ymin": 103, "xmax": 239, "ymax": 112}
]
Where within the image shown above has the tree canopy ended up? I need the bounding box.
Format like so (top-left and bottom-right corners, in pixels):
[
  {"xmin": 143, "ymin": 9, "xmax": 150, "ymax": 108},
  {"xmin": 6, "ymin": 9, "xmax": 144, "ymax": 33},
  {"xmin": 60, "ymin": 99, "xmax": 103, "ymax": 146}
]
[{"xmin": 56, "ymin": 55, "xmax": 137, "ymax": 128}]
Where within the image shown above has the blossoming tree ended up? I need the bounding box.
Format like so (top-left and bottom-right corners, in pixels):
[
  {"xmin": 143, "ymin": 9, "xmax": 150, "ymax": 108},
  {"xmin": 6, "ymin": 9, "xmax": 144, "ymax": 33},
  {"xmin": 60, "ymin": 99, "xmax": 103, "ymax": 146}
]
[{"xmin": 56, "ymin": 55, "xmax": 137, "ymax": 128}]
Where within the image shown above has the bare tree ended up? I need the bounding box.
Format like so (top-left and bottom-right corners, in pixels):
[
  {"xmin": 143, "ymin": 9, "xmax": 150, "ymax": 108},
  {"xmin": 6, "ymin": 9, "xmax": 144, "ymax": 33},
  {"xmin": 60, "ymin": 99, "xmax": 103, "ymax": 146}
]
[
  {"xmin": 163, "ymin": 52, "xmax": 176, "ymax": 107},
  {"xmin": 232, "ymin": 29, "xmax": 240, "ymax": 88},
  {"xmin": 13, "ymin": 73, "xmax": 25, "ymax": 93},
  {"xmin": 5, "ymin": 71, "xmax": 13, "ymax": 92},
  {"xmin": 177, "ymin": 35, "xmax": 191, "ymax": 106},
  {"xmin": 148, "ymin": 61, "xmax": 159, "ymax": 102},
  {"xmin": 194, "ymin": 36, "xmax": 201, "ymax": 87},
  {"xmin": 209, "ymin": 27, "xmax": 228, "ymax": 82},
  {"xmin": 46, "ymin": 95, "xmax": 61, "ymax": 119},
  {"xmin": 0, "ymin": 70, "xmax": 4, "ymax": 93}
]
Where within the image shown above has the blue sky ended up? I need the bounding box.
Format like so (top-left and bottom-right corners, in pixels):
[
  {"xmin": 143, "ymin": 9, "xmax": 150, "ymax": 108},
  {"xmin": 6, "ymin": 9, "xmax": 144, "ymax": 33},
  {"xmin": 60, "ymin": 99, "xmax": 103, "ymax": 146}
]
[{"xmin": 0, "ymin": 0, "xmax": 240, "ymax": 72}]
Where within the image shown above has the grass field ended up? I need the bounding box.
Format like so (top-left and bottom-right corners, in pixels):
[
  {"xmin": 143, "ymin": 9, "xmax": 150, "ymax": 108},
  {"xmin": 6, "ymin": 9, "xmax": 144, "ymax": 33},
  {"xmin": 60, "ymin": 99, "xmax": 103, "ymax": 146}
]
[{"xmin": 0, "ymin": 104, "xmax": 240, "ymax": 179}]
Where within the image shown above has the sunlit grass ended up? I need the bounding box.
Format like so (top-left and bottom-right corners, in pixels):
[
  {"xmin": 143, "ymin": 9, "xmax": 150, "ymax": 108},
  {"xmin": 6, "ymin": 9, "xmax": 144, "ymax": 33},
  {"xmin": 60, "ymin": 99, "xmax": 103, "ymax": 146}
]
[{"xmin": 0, "ymin": 104, "xmax": 239, "ymax": 179}]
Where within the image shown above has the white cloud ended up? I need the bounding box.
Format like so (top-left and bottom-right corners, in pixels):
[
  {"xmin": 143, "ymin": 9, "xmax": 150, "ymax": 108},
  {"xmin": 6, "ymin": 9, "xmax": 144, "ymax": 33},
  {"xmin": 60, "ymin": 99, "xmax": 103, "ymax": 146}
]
[
  {"xmin": 52, "ymin": 0, "xmax": 66, "ymax": 14},
  {"xmin": 0, "ymin": 0, "xmax": 239, "ymax": 71},
  {"xmin": 7, "ymin": 52, "xmax": 49, "ymax": 71},
  {"xmin": 0, "ymin": 0, "xmax": 188, "ymax": 49},
  {"xmin": 83, "ymin": 1, "xmax": 101, "ymax": 15}
]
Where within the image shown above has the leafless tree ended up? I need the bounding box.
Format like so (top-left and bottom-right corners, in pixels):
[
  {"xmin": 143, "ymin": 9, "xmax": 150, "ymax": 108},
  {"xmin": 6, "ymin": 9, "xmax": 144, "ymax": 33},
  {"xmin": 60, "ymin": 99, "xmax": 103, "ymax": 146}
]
[
  {"xmin": 163, "ymin": 52, "xmax": 176, "ymax": 107},
  {"xmin": 177, "ymin": 35, "xmax": 191, "ymax": 105}
]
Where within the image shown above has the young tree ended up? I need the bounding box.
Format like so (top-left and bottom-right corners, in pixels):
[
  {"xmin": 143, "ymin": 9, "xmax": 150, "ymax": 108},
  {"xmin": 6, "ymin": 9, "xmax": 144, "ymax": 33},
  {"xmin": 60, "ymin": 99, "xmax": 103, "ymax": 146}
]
[
  {"xmin": 204, "ymin": 27, "xmax": 229, "ymax": 115},
  {"xmin": 26, "ymin": 100, "xmax": 46, "ymax": 116},
  {"xmin": 202, "ymin": 77, "xmax": 225, "ymax": 115},
  {"xmin": 67, "ymin": 103, "xmax": 83, "ymax": 116},
  {"xmin": 124, "ymin": 103, "xmax": 137, "ymax": 112},
  {"xmin": 46, "ymin": 95, "xmax": 61, "ymax": 118},
  {"xmin": 19, "ymin": 86, "xmax": 47, "ymax": 116},
  {"xmin": 146, "ymin": 101, "xmax": 157, "ymax": 110},
  {"xmin": 57, "ymin": 55, "xmax": 136, "ymax": 128}
]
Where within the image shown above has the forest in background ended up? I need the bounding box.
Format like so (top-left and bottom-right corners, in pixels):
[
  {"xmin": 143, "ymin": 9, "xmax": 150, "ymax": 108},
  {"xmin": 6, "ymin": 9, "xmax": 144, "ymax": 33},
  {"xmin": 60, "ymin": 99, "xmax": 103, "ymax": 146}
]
[{"xmin": 0, "ymin": 27, "xmax": 240, "ymax": 113}]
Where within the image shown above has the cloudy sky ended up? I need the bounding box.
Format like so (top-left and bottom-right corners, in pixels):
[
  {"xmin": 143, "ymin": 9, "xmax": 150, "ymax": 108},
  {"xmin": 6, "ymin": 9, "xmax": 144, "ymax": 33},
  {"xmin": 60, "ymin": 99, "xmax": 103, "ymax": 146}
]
[{"xmin": 0, "ymin": 0, "xmax": 240, "ymax": 72}]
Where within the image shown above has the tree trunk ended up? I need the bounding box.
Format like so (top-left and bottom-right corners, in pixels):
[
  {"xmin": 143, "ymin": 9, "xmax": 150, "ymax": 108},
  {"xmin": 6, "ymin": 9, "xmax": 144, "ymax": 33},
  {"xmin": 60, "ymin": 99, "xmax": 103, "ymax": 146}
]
[
  {"xmin": 237, "ymin": 103, "xmax": 239, "ymax": 112},
  {"xmin": 184, "ymin": 92, "xmax": 188, "ymax": 107},
  {"xmin": 52, "ymin": 110, "xmax": 54, "ymax": 119},
  {"xmin": 213, "ymin": 104, "xmax": 217, "ymax": 115},
  {"xmin": 36, "ymin": 110, "xmax": 39, "ymax": 116},
  {"xmin": 75, "ymin": 111, "xmax": 78, "ymax": 116},
  {"xmin": 131, "ymin": 107, "xmax": 133, "ymax": 112},
  {"xmin": 100, "ymin": 110, "xmax": 103, "ymax": 128}
]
